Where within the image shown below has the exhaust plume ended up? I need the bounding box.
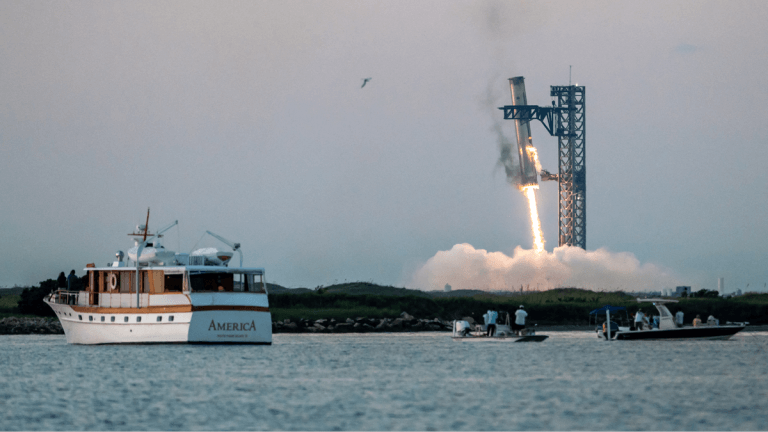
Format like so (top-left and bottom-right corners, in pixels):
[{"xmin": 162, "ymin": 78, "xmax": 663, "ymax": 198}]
[{"xmin": 410, "ymin": 243, "xmax": 679, "ymax": 292}]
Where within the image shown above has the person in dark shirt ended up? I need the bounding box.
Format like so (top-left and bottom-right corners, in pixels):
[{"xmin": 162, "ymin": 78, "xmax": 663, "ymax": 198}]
[
  {"xmin": 66, "ymin": 270, "xmax": 77, "ymax": 291},
  {"xmin": 57, "ymin": 272, "xmax": 67, "ymax": 290}
]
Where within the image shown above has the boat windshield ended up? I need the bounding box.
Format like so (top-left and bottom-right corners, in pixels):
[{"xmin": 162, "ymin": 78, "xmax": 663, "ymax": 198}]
[
  {"xmin": 654, "ymin": 303, "xmax": 673, "ymax": 317},
  {"xmin": 189, "ymin": 272, "xmax": 266, "ymax": 293}
]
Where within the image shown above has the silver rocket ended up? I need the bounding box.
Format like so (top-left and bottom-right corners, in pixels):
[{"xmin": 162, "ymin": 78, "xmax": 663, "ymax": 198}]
[{"xmin": 509, "ymin": 76, "xmax": 539, "ymax": 187}]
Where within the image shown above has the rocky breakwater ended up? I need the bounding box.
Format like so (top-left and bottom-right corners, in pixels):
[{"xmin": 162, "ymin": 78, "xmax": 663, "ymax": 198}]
[
  {"xmin": 0, "ymin": 317, "xmax": 64, "ymax": 335},
  {"xmin": 273, "ymin": 312, "xmax": 453, "ymax": 333}
]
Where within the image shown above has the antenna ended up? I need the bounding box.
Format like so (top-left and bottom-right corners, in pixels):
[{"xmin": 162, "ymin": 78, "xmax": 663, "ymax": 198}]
[
  {"xmin": 569, "ymin": 65, "xmax": 572, "ymax": 86},
  {"xmin": 142, "ymin": 208, "xmax": 150, "ymax": 241}
]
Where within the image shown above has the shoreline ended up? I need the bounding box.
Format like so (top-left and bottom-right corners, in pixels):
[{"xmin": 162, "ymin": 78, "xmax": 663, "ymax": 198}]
[{"xmin": 3, "ymin": 316, "xmax": 766, "ymax": 336}]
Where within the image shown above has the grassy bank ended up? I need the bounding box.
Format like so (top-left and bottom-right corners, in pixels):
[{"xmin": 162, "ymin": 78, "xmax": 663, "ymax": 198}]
[
  {"xmin": 269, "ymin": 287, "xmax": 768, "ymax": 325},
  {"xmin": 4, "ymin": 282, "xmax": 767, "ymax": 326},
  {"xmin": 0, "ymin": 294, "xmax": 26, "ymax": 319}
]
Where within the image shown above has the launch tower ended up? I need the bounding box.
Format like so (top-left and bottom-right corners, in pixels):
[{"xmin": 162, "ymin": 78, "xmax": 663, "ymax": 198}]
[{"xmin": 500, "ymin": 81, "xmax": 586, "ymax": 249}]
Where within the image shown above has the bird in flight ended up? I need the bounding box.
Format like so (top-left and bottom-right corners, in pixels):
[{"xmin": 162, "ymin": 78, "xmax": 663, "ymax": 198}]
[{"xmin": 361, "ymin": 77, "xmax": 372, "ymax": 88}]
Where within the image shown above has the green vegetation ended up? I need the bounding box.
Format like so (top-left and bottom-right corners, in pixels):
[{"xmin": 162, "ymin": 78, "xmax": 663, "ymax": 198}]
[
  {"xmin": 4, "ymin": 277, "xmax": 767, "ymax": 326},
  {"xmin": 0, "ymin": 294, "xmax": 22, "ymax": 318},
  {"xmin": 270, "ymin": 286, "xmax": 768, "ymax": 325},
  {"xmin": 16, "ymin": 279, "xmax": 57, "ymax": 317}
]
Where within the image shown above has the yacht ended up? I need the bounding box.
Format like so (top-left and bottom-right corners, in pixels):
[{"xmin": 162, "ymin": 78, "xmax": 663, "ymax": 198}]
[{"xmin": 45, "ymin": 213, "xmax": 272, "ymax": 345}]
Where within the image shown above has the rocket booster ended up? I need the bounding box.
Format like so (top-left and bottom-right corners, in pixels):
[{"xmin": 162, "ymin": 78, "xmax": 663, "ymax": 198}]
[{"xmin": 509, "ymin": 76, "xmax": 538, "ymax": 187}]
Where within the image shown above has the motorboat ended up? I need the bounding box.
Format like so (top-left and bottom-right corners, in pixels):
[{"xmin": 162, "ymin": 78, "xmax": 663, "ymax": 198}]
[
  {"xmin": 451, "ymin": 314, "xmax": 548, "ymax": 342},
  {"xmin": 44, "ymin": 211, "xmax": 272, "ymax": 345},
  {"xmin": 596, "ymin": 298, "xmax": 746, "ymax": 341}
]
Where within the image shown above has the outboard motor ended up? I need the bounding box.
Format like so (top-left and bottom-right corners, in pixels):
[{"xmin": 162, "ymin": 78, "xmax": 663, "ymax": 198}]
[
  {"xmin": 602, "ymin": 321, "xmax": 619, "ymax": 339},
  {"xmin": 454, "ymin": 320, "xmax": 471, "ymax": 337}
]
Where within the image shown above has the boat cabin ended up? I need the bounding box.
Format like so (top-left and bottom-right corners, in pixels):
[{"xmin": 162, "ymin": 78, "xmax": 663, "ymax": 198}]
[{"xmin": 56, "ymin": 265, "xmax": 267, "ymax": 308}]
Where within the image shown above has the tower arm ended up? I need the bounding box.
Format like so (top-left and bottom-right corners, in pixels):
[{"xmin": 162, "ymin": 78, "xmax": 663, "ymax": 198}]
[{"xmin": 498, "ymin": 105, "xmax": 571, "ymax": 137}]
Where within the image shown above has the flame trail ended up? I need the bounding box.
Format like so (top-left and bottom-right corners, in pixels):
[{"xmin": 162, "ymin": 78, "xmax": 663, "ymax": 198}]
[
  {"xmin": 522, "ymin": 185, "xmax": 545, "ymax": 253},
  {"xmin": 521, "ymin": 145, "xmax": 544, "ymax": 253}
]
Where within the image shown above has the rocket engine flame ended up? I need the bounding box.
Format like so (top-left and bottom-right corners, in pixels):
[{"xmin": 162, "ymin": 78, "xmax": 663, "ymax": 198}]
[
  {"xmin": 527, "ymin": 146, "xmax": 542, "ymax": 172},
  {"xmin": 522, "ymin": 185, "xmax": 545, "ymax": 253}
]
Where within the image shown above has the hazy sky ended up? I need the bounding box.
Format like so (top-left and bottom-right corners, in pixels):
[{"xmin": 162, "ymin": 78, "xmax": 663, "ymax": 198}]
[{"xmin": 1, "ymin": 1, "xmax": 767, "ymax": 293}]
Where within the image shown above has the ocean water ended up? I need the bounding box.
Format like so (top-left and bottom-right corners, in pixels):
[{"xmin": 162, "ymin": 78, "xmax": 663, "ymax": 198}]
[{"xmin": 1, "ymin": 331, "xmax": 767, "ymax": 430}]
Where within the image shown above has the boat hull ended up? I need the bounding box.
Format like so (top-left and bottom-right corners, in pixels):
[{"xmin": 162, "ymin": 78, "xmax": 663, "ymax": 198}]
[
  {"xmin": 614, "ymin": 325, "xmax": 744, "ymax": 341},
  {"xmin": 452, "ymin": 335, "xmax": 548, "ymax": 342},
  {"xmin": 45, "ymin": 299, "xmax": 272, "ymax": 345}
]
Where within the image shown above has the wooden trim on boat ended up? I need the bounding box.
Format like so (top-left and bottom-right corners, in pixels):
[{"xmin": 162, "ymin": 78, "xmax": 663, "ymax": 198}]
[
  {"xmin": 69, "ymin": 305, "xmax": 269, "ymax": 314},
  {"xmin": 71, "ymin": 305, "xmax": 193, "ymax": 314}
]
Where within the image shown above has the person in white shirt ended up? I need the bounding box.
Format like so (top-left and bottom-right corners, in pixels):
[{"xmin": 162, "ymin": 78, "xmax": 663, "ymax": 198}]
[
  {"xmin": 634, "ymin": 310, "xmax": 645, "ymax": 331},
  {"xmin": 675, "ymin": 310, "xmax": 684, "ymax": 328},
  {"xmin": 514, "ymin": 305, "xmax": 528, "ymax": 335},
  {"xmin": 484, "ymin": 310, "xmax": 498, "ymax": 337}
]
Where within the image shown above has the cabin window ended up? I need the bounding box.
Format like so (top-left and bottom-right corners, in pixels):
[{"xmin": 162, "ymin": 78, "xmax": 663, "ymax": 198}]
[
  {"xmin": 111, "ymin": 316, "xmax": 115, "ymax": 322},
  {"xmin": 124, "ymin": 316, "xmax": 129, "ymax": 322},
  {"xmin": 101, "ymin": 316, "xmax": 105, "ymax": 322},
  {"xmin": 78, "ymin": 315, "xmax": 82, "ymax": 320},
  {"xmin": 89, "ymin": 316, "xmax": 93, "ymax": 321},
  {"xmin": 189, "ymin": 273, "xmax": 234, "ymax": 292},
  {"xmin": 164, "ymin": 274, "xmax": 183, "ymax": 292},
  {"xmin": 157, "ymin": 316, "xmax": 162, "ymax": 322},
  {"xmin": 250, "ymin": 274, "xmax": 267, "ymax": 293},
  {"xmin": 120, "ymin": 272, "xmax": 131, "ymax": 293},
  {"xmin": 137, "ymin": 316, "xmax": 142, "ymax": 323},
  {"xmin": 233, "ymin": 273, "xmax": 245, "ymax": 292},
  {"xmin": 142, "ymin": 271, "xmax": 150, "ymax": 293},
  {"xmin": 232, "ymin": 273, "xmax": 266, "ymax": 293},
  {"xmin": 169, "ymin": 316, "xmax": 174, "ymax": 322}
]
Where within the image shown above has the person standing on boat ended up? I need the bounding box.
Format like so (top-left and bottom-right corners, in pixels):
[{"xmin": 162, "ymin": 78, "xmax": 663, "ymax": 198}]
[
  {"xmin": 484, "ymin": 310, "xmax": 498, "ymax": 337},
  {"xmin": 66, "ymin": 270, "xmax": 77, "ymax": 291},
  {"xmin": 514, "ymin": 305, "xmax": 527, "ymax": 335},
  {"xmin": 675, "ymin": 310, "xmax": 684, "ymax": 328},
  {"xmin": 634, "ymin": 310, "xmax": 645, "ymax": 331},
  {"xmin": 57, "ymin": 272, "xmax": 67, "ymax": 291}
]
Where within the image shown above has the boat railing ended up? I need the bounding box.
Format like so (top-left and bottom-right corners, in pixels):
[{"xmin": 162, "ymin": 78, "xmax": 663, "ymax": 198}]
[{"xmin": 50, "ymin": 290, "xmax": 82, "ymax": 305}]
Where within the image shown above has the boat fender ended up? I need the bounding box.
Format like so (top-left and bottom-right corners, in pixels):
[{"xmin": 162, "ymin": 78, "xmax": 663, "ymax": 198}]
[{"xmin": 108, "ymin": 273, "xmax": 118, "ymax": 290}]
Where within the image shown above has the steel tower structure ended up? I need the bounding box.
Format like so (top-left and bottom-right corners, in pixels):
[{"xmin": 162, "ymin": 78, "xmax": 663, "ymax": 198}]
[
  {"xmin": 551, "ymin": 85, "xmax": 586, "ymax": 249},
  {"xmin": 499, "ymin": 82, "xmax": 586, "ymax": 249}
]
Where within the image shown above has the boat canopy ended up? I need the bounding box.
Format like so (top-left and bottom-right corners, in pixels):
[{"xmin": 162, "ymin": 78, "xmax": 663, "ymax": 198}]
[
  {"xmin": 589, "ymin": 305, "xmax": 626, "ymax": 315},
  {"xmin": 636, "ymin": 298, "xmax": 678, "ymax": 304}
]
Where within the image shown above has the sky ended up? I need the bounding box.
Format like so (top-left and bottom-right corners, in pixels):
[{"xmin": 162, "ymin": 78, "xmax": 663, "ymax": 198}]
[{"xmin": 1, "ymin": 1, "xmax": 767, "ymax": 293}]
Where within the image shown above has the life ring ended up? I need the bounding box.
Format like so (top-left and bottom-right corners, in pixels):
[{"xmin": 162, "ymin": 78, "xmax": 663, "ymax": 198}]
[{"xmin": 108, "ymin": 273, "xmax": 118, "ymax": 290}]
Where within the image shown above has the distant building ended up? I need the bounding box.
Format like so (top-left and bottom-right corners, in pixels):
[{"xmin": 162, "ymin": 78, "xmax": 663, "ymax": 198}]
[
  {"xmin": 444, "ymin": 283, "xmax": 451, "ymax": 292},
  {"xmin": 718, "ymin": 277, "xmax": 724, "ymax": 295},
  {"xmin": 675, "ymin": 286, "xmax": 691, "ymax": 297}
]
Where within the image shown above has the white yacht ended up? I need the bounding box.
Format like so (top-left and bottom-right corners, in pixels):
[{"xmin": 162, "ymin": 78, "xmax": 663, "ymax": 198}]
[{"xmin": 45, "ymin": 213, "xmax": 272, "ymax": 345}]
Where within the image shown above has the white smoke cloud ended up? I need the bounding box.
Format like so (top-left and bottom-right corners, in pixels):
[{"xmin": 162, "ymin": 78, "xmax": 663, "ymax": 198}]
[{"xmin": 410, "ymin": 243, "xmax": 679, "ymax": 292}]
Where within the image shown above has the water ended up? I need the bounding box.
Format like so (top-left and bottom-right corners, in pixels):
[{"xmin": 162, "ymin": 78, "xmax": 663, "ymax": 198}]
[{"xmin": 1, "ymin": 332, "xmax": 767, "ymax": 430}]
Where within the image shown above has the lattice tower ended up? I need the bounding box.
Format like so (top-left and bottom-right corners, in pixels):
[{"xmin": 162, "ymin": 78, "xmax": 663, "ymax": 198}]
[{"xmin": 551, "ymin": 85, "xmax": 586, "ymax": 249}]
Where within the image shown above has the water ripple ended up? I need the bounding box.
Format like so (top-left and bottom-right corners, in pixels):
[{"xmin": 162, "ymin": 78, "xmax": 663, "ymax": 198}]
[{"xmin": 0, "ymin": 332, "xmax": 767, "ymax": 430}]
